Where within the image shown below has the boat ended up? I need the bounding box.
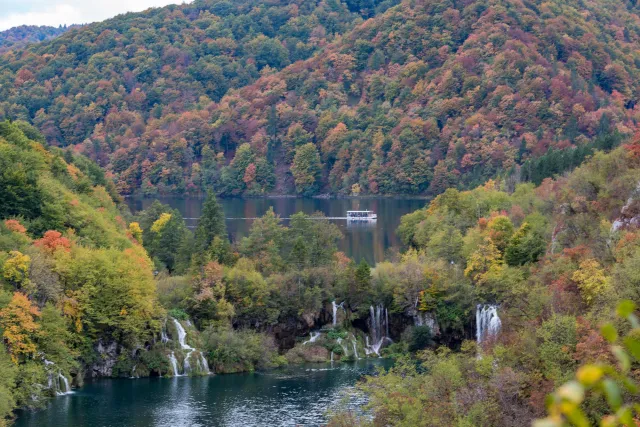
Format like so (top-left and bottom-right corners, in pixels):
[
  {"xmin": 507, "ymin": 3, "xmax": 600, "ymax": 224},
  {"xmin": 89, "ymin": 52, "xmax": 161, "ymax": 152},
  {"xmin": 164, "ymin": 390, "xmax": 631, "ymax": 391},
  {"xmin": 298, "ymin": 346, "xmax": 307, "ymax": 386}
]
[{"xmin": 346, "ymin": 210, "xmax": 377, "ymax": 221}]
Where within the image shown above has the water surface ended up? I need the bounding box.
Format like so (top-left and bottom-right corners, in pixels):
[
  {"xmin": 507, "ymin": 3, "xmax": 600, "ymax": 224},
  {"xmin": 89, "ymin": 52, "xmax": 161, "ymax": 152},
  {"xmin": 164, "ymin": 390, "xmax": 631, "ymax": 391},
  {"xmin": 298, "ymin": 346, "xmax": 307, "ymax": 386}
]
[
  {"xmin": 127, "ymin": 197, "xmax": 427, "ymax": 264},
  {"xmin": 16, "ymin": 359, "xmax": 391, "ymax": 427}
]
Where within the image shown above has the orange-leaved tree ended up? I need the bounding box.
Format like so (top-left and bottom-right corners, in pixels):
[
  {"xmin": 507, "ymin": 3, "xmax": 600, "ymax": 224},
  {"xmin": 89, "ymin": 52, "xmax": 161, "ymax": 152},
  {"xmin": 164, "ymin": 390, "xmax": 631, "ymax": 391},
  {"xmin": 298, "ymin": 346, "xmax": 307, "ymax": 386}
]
[{"xmin": 0, "ymin": 292, "xmax": 41, "ymax": 363}]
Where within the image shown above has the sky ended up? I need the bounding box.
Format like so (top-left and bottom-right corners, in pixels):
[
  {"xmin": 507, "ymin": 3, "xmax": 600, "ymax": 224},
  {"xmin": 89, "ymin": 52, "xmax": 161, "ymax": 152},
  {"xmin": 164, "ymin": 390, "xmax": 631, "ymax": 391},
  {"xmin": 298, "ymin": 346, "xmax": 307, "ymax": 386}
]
[{"xmin": 0, "ymin": 0, "xmax": 193, "ymax": 31}]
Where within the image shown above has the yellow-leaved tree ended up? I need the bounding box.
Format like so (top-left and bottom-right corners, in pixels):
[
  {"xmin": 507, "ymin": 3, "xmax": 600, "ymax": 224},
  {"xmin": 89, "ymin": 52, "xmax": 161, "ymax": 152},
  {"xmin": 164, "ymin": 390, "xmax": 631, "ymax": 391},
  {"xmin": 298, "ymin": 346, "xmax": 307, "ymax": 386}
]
[
  {"xmin": 0, "ymin": 292, "xmax": 41, "ymax": 363},
  {"xmin": 571, "ymin": 259, "xmax": 611, "ymax": 305}
]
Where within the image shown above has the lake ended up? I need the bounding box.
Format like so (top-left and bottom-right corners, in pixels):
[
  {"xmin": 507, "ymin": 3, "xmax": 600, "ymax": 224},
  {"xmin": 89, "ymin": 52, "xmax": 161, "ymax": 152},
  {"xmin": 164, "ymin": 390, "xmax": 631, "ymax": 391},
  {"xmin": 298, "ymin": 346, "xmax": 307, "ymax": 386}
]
[
  {"xmin": 126, "ymin": 197, "xmax": 427, "ymax": 264},
  {"xmin": 16, "ymin": 359, "xmax": 392, "ymax": 427}
]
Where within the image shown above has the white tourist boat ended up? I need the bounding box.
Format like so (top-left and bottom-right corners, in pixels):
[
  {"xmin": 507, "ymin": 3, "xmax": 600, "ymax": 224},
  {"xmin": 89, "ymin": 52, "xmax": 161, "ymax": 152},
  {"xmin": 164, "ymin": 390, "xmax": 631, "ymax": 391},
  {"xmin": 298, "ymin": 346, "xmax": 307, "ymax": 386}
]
[{"xmin": 346, "ymin": 210, "xmax": 377, "ymax": 221}]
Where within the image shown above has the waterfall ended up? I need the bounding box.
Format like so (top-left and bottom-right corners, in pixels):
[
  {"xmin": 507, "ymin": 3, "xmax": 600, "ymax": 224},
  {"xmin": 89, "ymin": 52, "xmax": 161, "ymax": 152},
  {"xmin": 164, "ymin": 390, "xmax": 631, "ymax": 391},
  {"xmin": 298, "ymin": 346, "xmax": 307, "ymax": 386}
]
[
  {"xmin": 303, "ymin": 331, "xmax": 321, "ymax": 345},
  {"xmin": 172, "ymin": 319, "xmax": 193, "ymax": 350},
  {"xmin": 332, "ymin": 301, "xmax": 345, "ymax": 327},
  {"xmin": 330, "ymin": 351, "xmax": 334, "ymax": 363},
  {"xmin": 365, "ymin": 304, "xmax": 392, "ymax": 356},
  {"xmin": 58, "ymin": 373, "xmax": 71, "ymax": 395},
  {"xmin": 337, "ymin": 337, "xmax": 349, "ymax": 357},
  {"xmin": 160, "ymin": 321, "xmax": 170, "ymax": 343},
  {"xmin": 351, "ymin": 338, "xmax": 359, "ymax": 359},
  {"xmin": 171, "ymin": 318, "xmax": 209, "ymax": 375},
  {"xmin": 172, "ymin": 318, "xmax": 195, "ymax": 375},
  {"xmin": 198, "ymin": 351, "xmax": 210, "ymax": 374},
  {"xmin": 43, "ymin": 358, "xmax": 72, "ymax": 395},
  {"xmin": 168, "ymin": 352, "xmax": 180, "ymax": 376},
  {"xmin": 476, "ymin": 305, "xmax": 502, "ymax": 344}
]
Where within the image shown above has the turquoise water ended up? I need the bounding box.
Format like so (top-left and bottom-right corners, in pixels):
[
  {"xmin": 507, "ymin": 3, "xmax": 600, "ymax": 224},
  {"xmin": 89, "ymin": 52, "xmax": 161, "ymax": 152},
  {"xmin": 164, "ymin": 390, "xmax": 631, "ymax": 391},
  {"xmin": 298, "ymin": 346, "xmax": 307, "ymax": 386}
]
[
  {"xmin": 127, "ymin": 197, "xmax": 427, "ymax": 264},
  {"xmin": 16, "ymin": 359, "xmax": 392, "ymax": 427}
]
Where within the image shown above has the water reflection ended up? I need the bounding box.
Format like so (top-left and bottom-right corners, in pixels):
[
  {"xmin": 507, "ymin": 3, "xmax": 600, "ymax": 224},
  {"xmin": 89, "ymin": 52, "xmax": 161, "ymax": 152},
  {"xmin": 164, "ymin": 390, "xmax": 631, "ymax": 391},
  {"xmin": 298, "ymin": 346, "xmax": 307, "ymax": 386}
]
[{"xmin": 126, "ymin": 197, "xmax": 427, "ymax": 264}]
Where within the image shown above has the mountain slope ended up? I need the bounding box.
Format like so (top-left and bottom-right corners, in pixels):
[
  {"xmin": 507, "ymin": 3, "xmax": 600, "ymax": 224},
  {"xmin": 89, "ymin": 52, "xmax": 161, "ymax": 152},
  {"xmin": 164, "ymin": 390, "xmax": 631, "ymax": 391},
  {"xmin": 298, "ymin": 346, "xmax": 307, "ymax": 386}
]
[
  {"xmin": 215, "ymin": 0, "xmax": 640, "ymax": 195},
  {"xmin": 1, "ymin": 0, "xmax": 640, "ymax": 196},
  {"xmin": 0, "ymin": 0, "xmax": 386, "ymax": 195},
  {"xmin": 0, "ymin": 25, "xmax": 72, "ymax": 55}
]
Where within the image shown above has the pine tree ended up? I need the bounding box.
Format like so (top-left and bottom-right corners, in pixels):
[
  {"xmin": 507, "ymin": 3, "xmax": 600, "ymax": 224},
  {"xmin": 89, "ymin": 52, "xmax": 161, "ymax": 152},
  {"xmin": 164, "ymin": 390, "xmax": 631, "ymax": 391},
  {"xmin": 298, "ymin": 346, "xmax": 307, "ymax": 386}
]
[{"xmin": 194, "ymin": 192, "xmax": 228, "ymax": 263}]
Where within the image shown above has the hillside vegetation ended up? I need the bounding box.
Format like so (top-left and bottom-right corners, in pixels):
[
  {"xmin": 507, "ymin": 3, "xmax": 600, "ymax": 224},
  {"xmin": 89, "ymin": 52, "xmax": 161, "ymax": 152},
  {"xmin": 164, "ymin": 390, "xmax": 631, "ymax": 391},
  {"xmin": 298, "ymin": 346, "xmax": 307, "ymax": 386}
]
[
  {"xmin": 0, "ymin": 26, "xmax": 71, "ymax": 55},
  {"xmin": 0, "ymin": 121, "xmax": 161, "ymax": 424},
  {"xmin": 328, "ymin": 139, "xmax": 640, "ymax": 426},
  {"xmin": 0, "ymin": 0, "xmax": 392, "ymax": 195},
  {"xmin": 2, "ymin": 0, "xmax": 640, "ymax": 196}
]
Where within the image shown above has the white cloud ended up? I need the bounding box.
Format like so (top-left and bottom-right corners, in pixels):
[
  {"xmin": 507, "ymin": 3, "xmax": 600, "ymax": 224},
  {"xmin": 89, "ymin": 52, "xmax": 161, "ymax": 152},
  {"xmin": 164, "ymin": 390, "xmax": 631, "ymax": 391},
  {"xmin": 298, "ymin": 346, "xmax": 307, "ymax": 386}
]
[{"xmin": 0, "ymin": 1, "xmax": 193, "ymax": 31}]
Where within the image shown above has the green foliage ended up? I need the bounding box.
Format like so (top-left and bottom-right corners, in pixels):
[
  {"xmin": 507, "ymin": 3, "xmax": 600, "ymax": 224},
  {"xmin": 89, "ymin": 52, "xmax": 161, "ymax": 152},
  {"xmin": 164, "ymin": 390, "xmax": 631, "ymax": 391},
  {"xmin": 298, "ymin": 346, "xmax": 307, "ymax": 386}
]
[
  {"xmin": 137, "ymin": 200, "xmax": 192, "ymax": 272},
  {"xmin": 202, "ymin": 327, "xmax": 283, "ymax": 373},
  {"xmin": 291, "ymin": 143, "xmax": 322, "ymax": 195},
  {"xmin": 504, "ymin": 222, "xmax": 545, "ymax": 266},
  {"xmin": 537, "ymin": 315, "xmax": 578, "ymax": 384},
  {"xmin": 194, "ymin": 192, "xmax": 227, "ymax": 260},
  {"xmin": 0, "ymin": 346, "xmax": 16, "ymax": 426},
  {"xmin": 535, "ymin": 301, "xmax": 640, "ymax": 427},
  {"xmin": 167, "ymin": 308, "xmax": 188, "ymax": 321},
  {"xmin": 408, "ymin": 326, "xmax": 433, "ymax": 353}
]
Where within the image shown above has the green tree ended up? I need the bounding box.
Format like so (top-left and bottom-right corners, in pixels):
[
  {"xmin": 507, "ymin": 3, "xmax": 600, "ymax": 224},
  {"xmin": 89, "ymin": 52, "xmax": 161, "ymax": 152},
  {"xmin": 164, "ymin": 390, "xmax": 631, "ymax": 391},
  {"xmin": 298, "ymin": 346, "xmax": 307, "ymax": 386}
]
[
  {"xmin": 355, "ymin": 259, "xmax": 371, "ymax": 292},
  {"xmin": 291, "ymin": 143, "xmax": 322, "ymax": 195},
  {"xmin": 194, "ymin": 192, "xmax": 227, "ymax": 257},
  {"xmin": 0, "ymin": 345, "xmax": 17, "ymax": 426}
]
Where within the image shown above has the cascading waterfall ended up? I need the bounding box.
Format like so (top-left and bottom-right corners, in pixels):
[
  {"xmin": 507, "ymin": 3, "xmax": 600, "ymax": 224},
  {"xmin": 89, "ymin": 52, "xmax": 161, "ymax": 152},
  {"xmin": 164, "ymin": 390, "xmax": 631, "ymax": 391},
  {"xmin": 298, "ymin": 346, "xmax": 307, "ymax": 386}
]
[
  {"xmin": 332, "ymin": 301, "xmax": 345, "ymax": 326},
  {"xmin": 198, "ymin": 352, "xmax": 210, "ymax": 374},
  {"xmin": 170, "ymin": 318, "xmax": 209, "ymax": 375},
  {"xmin": 337, "ymin": 337, "xmax": 349, "ymax": 357},
  {"xmin": 366, "ymin": 304, "xmax": 391, "ymax": 356},
  {"xmin": 160, "ymin": 321, "xmax": 170, "ymax": 343},
  {"xmin": 303, "ymin": 331, "xmax": 321, "ymax": 345},
  {"xmin": 43, "ymin": 358, "xmax": 72, "ymax": 395},
  {"xmin": 57, "ymin": 373, "xmax": 71, "ymax": 394},
  {"xmin": 168, "ymin": 352, "xmax": 179, "ymax": 376},
  {"xmin": 351, "ymin": 338, "xmax": 359, "ymax": 359},
  {"xmin": 476, "ymin": 304, "xmax": 502, "ymax": 344}
]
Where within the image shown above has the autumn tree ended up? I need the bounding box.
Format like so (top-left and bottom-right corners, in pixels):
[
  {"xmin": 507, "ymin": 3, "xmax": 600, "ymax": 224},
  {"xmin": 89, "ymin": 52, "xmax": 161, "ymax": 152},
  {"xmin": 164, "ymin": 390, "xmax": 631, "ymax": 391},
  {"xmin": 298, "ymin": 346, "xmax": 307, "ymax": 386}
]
[
  {"xmin": 291, "ymin": 143, "xmax": 322, "ymax": 195},
  {"xmin": 0, "ymin": 292, "xmax": 41, "ymax": 363}
]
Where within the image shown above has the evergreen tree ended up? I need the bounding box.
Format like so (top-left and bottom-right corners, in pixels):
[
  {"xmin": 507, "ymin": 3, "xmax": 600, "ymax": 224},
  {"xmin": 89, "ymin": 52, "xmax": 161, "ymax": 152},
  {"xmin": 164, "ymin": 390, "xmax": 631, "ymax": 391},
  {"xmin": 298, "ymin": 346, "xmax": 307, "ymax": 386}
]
[
  {"xmin": 194, "ymin": 192, "xmax": 228, "ymax": 263},
  {"xmin": 355, "ymin": 259, "xmax": 371, "ymax": 292}
]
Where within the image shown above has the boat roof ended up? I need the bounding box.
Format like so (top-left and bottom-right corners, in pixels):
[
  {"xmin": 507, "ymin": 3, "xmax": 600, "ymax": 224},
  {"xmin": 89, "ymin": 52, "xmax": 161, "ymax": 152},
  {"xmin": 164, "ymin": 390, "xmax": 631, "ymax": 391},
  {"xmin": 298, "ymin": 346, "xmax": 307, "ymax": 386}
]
[{"xmin": 347, "ymin": 210, "xmax": 374, "ymax": 213}]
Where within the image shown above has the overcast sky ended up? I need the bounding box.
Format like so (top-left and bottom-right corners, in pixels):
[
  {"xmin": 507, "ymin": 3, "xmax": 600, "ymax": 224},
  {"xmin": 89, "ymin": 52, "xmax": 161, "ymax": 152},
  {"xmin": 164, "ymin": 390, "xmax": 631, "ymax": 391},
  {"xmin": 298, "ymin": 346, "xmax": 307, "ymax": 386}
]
[{"xmin": 0, "ymin": 0, "xmax": 193, "ymax": 31}]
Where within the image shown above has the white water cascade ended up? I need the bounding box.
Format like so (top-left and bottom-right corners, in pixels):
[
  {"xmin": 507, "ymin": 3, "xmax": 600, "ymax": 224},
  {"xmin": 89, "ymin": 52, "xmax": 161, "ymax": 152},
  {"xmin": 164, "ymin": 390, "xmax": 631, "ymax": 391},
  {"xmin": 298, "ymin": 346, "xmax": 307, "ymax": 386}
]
[
  {"xmin": 303, "ymin": 331, "xmax": 321, "ymax": 345},
  {"xmin": 168, "ymin": 352, "xmax": 179, "ymax": 376},
  {"xmin": 337, "ymin": 337, "xmax": 350, "ymax": 357},
  {"xmin": 57, "ymin": 373, "xmax": 71, "ymax": 395},
  {"xmin": 476, "ymin": 304, "xmax": 502, "ymax": 344},
  {"xmin": 365, "ymin": 304, "xmax": 391, "ymax": 356},
  {"xmin": 332, "ymin": 301, "xmax": 345, "ymax": 326},
  {"xmin": 160, "ymin": 321, "xmax": 170, "ymax": 343},
  {"xmin": 43, "ymin": 358, "xmax": 72, "ymax": 395},
  {"xmin": 170, "ymin": 318, "xmax": 210, "ymax": 375},
  {"xmin": 352, "ymin": 339, "xmax": 359, "ymax": 359}
]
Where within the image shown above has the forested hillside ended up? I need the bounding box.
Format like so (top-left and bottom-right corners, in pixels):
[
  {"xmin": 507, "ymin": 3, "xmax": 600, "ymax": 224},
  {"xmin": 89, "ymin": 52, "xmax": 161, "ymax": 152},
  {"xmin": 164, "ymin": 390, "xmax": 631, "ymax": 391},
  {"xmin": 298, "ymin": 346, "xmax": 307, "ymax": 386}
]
[
  {"xmin": 328, "ymin": 138, "xmax": 640, "ymax": 426},
  {"xmin": 2, "ymin": 113, "xmax": 640, "ymax": 425},
  {"xmin": 2, "ymin": 0, "xmax": 640, "ymax": 196},
  {"xmin": 0, "ymin": 26, "xmax": 71, "ymax": 55},
  {"xmin": 0, "ymin": 0, "xmax": 394, "ymax": 195},
  {"xmin": 220, "ymin": 0, "xmax": 640, "ymax": 195},
  {"xmin": 0, "ymin": 121, "xmax": 161, "ymax": 423}
]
